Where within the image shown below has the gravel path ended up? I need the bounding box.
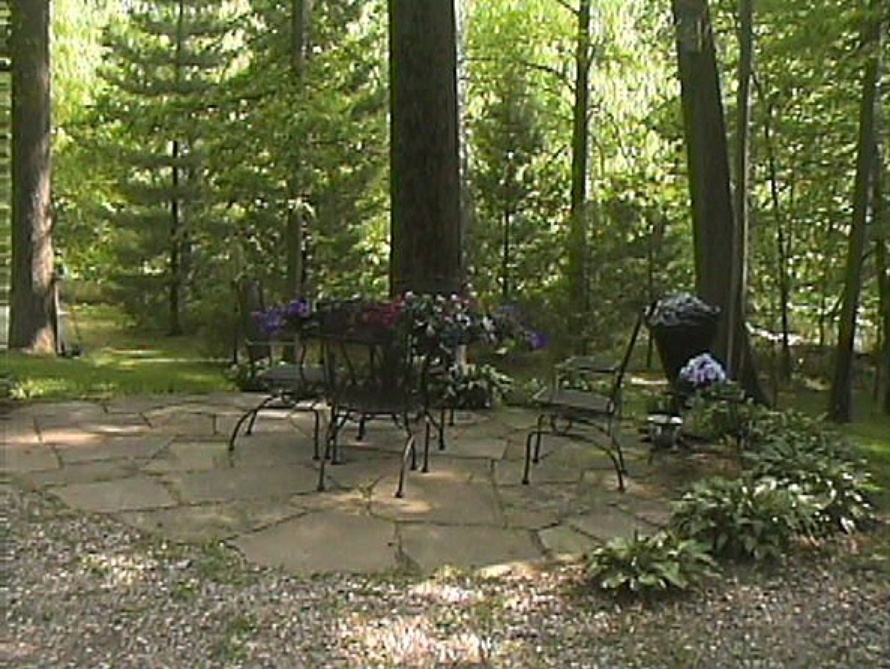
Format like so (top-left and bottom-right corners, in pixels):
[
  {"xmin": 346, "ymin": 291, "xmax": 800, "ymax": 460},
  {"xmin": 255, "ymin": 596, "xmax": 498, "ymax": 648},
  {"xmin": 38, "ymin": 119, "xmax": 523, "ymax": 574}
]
[{"xmin": 4, "ymin": 484, "xmax": 889, "ymax": 668}]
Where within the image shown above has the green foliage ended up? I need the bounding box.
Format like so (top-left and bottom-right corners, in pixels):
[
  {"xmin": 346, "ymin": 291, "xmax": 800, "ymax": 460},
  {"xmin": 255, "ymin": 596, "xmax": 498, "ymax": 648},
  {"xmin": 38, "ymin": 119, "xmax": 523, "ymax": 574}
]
[
  {"xmin": 671, "ymin": 476, "xmax": 819, "ymax": 562},
  {"xmin": 681, "ymin": 383, "xmax": 757, "ymax": 442},
  {"xmin": 2, "ymin": 304, "xmax": 232, "ymax": 400},
  {"xmin": 742, "ymin": 409, "xmax": 876, "ymax": 534},
  {"xmin": 586, "ymin": 531, "xmax": 718, "ymax": 596},
  {"xmin": 434, "ymin": 363, "xmax": 514, "ymax": 410},
  {"xmin": 93, "ymin": 0, "xmax": 236, "ymax": 333}
]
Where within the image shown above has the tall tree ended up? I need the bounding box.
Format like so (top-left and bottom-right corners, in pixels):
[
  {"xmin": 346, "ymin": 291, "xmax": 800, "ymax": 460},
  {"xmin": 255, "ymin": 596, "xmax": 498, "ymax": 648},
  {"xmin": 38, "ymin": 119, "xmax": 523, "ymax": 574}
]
[
  {"xmin": 874, "ymin": 144, "xmax": 889, "ymax": 415},
  {"xmin": 285, "ymin": 0, "xmax": 312, "ymax": 300},
  {"xmin": 389, "ymin": 0, "xmax": 461, "ymax": 295},
  {"xmin": 99, "ymin": 0, "xmax": 230, "ymax": 334},
  {"xmin": 828, "ymin": 0, "xmax": 884, "ymax": 422},
  {"xmin": 730, "ymin": 0, "xmax": 753, "ymax": 376},
  {"xmin": 671, "ymin": 0, "xmax": 766, "ymax": 401},
  {"xmin": 9, "ymin": 0, "xmax": 55, "ymax": 353},
  {"xmin": 566, "ymin": 0, "xmax": 592, "ymax": 348}
]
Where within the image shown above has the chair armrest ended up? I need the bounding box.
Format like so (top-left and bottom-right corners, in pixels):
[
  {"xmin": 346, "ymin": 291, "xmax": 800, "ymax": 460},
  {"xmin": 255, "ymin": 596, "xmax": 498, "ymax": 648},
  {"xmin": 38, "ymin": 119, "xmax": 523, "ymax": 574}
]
[{"xmin": 556, "ymin": 356, "xmax": 619, "ymax": 375}]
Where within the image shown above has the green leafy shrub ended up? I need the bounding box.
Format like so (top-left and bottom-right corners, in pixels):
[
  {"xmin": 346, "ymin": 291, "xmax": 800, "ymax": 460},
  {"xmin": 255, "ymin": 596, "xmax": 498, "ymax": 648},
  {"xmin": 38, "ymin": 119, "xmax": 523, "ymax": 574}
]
[
  {"xmin": 671, "ymin": 476, "xmax": 819, "ymax": 561},
  {"xmin": 681, "ymin": 382, "xmax": 758, "ymax": 443},
  {"xmin": 586, "ymin": 531, "xmax": 718, "ymax": 595},
  {"xmin": 742, "ymin": 417, "xmax": 875, "ymax": 535},
  {"xmin": 433, "ymin": 363, "xmax": 513, "ymax": 409}
]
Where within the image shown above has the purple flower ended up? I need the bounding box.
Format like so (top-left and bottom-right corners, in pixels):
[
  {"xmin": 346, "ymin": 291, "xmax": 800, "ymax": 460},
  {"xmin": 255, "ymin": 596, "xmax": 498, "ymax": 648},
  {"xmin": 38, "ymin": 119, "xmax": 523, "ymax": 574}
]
[
  {"xmin": 284, "ymin": 298, "xmax": 311, "ymax": 320},
  {"xmin": 528, "ymin": 330, "xmax": 550, "ymax": 350},
  {"xmin": 253, "ymin": 297, "xmax": 314, "ymax": 338},
  {"xmin": 679, "ymin": 353, "xmax": 726, "ymax": 389}
]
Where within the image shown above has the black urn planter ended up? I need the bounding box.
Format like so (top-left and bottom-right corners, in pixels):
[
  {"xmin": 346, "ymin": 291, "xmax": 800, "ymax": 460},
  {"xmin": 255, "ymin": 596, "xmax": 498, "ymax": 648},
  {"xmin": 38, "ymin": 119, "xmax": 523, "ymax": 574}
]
[{"xmin": 646, "ymin": 294, "xmax": 721, "ymax": 385}]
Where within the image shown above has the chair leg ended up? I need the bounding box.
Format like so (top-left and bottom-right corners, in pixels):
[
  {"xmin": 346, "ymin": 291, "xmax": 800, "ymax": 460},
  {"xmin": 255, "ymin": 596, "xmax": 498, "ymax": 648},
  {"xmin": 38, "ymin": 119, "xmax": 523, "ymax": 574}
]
[
  {"xmin": 421, "ymin": 415, "xmax": 431, "ymax": 474},
  {"xmin": 606, "ymin": 414, "xmax": 627, "ymax": 474},
  {"xmin": 604, "ymin": 439, "xmax": 625, "ymax": 492},
  {"xmin": 311, "ymin": 408, "xmax": 321, "ymax": 460},
  {"xmin": 228, "ymin": 409, "xmax": 256, "ymax": 452},
  {"xmin": 245, "ymin": 395, "xmax": 278, "ymax": 435},
  {"xmin": 317, "ymin": 425, "xmax": 334, "ymax": 492},
  {"xmin": 396, "ymin": 434, "xmax": 416, "ymax": 498},
  {"xmin": 533, "ymin": 414, "xmax": 546, "ymax": 463},
  {"xmin": 522, "ymin": 431, "xmax": 537, "ymax": 485},
  {"xmin": 438, "ymin": 406, "xmax": 447, "ymax": 450}
]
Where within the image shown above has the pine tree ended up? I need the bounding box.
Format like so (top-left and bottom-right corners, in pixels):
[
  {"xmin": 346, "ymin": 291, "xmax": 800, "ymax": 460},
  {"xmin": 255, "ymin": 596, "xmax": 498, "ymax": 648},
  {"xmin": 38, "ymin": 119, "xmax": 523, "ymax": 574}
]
[{"xmin": 98, "ymin": 0, "xmax": 232, "ymax": 334}]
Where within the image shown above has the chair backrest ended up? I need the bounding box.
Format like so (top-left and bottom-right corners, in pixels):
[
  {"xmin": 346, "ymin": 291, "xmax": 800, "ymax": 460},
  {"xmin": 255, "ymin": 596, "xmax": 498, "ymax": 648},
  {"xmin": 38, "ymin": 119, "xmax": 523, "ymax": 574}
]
[
  {"xmin": 317, "ymin": 300, "xmax": 418, "ymax": 408},
  {"xmin": 609, "ymin": 304, "xmax": 651, "ymax": 401},
  {"xmin": 234, "ymin": 278, "xmax": 271, "ymax": 366}
]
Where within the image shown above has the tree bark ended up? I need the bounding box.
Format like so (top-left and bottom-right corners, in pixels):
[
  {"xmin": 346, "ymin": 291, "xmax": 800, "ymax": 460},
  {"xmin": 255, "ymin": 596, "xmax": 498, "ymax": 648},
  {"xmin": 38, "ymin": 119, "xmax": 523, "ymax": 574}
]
[
  {"xmin": 761, "ymin": 94, "xmax": 794, "ymax": 381},
  {"xmin": 567, "ymin": 0, "xmax": 591, "ymax": 351},
  {"xmin": 828, "ymin": 0, "xmax": 883, "ymax": 423},
  {"xmin": 869, "ymin": 47, "xmax": 888, "ymax": 414},
  {"xmin": 286, "ymin": 0, "xmax": 311, "ymax": 300},
  {"xmin": 169, "ymin": 139, "xmax": 183, "ymax": 335},
  {"xmin": 730, "ymin": 0, "xmax": 752, "ymax": 376},
  {"xmin": 9, "ymin": 0, "xmax": 55, "ymax": 353},
  {"xmin": 389, "ymin": 0, "xmax": 462, "ymax": 296},
  {"xmin": 671, "ymin": 0, "xmax": 766, "ymax": 402}
]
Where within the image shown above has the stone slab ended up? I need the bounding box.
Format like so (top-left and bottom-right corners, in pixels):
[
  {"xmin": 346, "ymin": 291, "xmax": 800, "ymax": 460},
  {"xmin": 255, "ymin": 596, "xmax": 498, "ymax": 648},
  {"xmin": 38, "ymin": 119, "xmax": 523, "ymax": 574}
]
[
  {"xmin": 117, "ymin": 500, "xmax": 303, "ymax": 542},
  {"xmin": 1, "ymin": 444, "xmax": 60, "ymax": 473},
  {"xmin": 2, "ymin": 418, "xmax": 41, "ymax": 446},
  {"xmin": 52, "ymin": 476, "xmax": 177, "ymax": 513},
  {"xmin": 440, "ymin": 435, "xmax": 508, "ymax": 461},
  {"xmin": 567, "ymin": 506, "xmax": 652, "ymax": 542},
  {"xmin": 233, "ymin": 511, "xmax": 397, "ymax": 575},
  {"xmin": 229, "ymin": 432, "xmax": 317, "ymax": 467},
  {"xmin": 142, "ymin": 441, "xmax": 230, "ymax": 473},
  {"xmin": 23, "ymin": 460, "xmax": 138, "ymax": 488},
  {"xmin": 399, "ymin": 524, "xmax": 541, "ymax": 573},
  {"xmin": 147, "ymin": 412, "xmax": 216, "ymax": 437},
  {"xmin": 164, "ymin": 464, "xmax": 321, "ymax": 504},
  {"xmin": 54, "ymin": 435, "xmax": 173, "ymax": 465},
  {"xmin": 370, "ymin": 473, "xmax": 502, "ymax": 526},
  {"xmin": 538, "ymin": 525, "xmax": 599, "ymax": 559}
]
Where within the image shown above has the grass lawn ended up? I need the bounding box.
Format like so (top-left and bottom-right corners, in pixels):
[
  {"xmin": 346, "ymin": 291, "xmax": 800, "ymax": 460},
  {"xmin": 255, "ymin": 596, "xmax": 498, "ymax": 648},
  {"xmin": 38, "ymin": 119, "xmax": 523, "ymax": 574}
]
[
  {"xmin": 3, "ymin": 303, "xmax": 234, "ymax": 400},
  {"xmin": 779, "ymin": 383, "xmax": 890, "ymax": 510}
]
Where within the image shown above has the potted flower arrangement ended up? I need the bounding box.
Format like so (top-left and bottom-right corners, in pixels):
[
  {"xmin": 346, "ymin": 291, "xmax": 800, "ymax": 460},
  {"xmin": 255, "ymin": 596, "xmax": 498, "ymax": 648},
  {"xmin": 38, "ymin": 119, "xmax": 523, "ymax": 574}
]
[
  {"xmin": 253, "ymin": 297, "xmax": 313, "ymax": 338},
  {"xmin": 646, "ymin": 293, "xmax": 720, "ymax": 384}
]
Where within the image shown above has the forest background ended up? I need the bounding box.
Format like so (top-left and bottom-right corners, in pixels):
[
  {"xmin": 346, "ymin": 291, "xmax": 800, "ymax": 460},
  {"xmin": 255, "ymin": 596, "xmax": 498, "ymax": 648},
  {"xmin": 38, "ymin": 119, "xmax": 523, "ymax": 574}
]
[{"xmin": 3, "ymin": 0, "xmax": 888, "ymax": 419}]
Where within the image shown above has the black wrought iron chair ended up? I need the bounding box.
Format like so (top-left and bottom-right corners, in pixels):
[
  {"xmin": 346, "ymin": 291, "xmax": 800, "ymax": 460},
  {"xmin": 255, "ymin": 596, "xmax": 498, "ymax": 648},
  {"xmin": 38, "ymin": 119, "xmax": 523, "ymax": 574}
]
[
  {"xmin": 523, "ymin": 306, "xmax": 650, "ymax": 491},
  {"xmin": 315, "ymin": 301, "xmax": 437, "ymax": 498},
  {"xmin": 228, "ymin": 279, "xmax": 325, "ymax": 459}
]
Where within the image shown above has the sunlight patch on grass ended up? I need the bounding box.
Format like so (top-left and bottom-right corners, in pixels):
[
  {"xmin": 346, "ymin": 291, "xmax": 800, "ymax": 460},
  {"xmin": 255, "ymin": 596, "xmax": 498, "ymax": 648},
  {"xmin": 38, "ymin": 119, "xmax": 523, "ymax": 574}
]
[{"xmin": 4, "ymin": 303, "xmax": 234, "ymax": 400}]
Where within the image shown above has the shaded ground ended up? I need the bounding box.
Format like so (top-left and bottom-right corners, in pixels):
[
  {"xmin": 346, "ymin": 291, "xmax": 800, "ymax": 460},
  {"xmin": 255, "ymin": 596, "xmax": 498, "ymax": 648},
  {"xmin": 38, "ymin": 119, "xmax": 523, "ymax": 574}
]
[
  {"xmin": 5, "ymin": 484, "xmax": 888, "ymax": 668},
  {"xmin": 4, "ymin": 394, "xmax": 889, "ymax": 667},
  {"xmin": 4, "ymin": 395, "xmax": 681, "ymax": 575}
]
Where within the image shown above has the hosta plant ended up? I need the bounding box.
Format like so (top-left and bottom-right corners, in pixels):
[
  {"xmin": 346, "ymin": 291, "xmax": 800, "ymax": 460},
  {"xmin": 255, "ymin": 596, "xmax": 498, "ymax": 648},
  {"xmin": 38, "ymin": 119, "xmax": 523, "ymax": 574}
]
[
  {"xmin": 743, "ymin": 436, "xmax": 875, "ymax": 535},
  {"xmin": 670, "ymin": 476, "xmax": 819, "ymax": 561},
  {"xmin": 586, "ymin": 531, "xmax": 718, "ymax": 596}
]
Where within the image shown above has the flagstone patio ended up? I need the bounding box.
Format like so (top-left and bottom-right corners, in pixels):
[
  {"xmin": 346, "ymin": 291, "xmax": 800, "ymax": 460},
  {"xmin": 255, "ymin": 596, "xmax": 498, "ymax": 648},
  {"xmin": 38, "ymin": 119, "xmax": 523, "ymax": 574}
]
[{"xmin": 3, "ymin": 393, "xmax": 674, "ymax": 575}]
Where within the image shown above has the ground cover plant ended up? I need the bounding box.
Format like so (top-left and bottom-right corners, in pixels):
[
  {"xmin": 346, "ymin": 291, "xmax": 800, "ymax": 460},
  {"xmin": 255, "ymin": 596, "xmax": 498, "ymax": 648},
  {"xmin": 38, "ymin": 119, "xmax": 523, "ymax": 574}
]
[
  {"xmin": 3, "ymin": 304, "xmax": 234, "ymax": 400},
  {"xmin": 586, "ymin": 376, "xmax": 886, "ymax": 598}
]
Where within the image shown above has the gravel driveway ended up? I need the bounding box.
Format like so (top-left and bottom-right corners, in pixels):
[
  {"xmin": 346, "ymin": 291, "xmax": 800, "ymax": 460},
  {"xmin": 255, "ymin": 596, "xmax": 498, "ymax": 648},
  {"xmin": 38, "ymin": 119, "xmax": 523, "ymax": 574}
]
[{"xmin": 5, "ymin": 484, "xmax": 889, "ymax": 668}]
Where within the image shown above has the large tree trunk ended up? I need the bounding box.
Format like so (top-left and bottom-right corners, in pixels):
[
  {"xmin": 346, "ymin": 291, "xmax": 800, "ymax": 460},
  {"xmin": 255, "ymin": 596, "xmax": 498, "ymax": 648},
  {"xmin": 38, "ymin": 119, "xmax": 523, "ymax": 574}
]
[
  {"xmin": 169, "ymin": 140, "xmax": 183, "ymax": 335},
  {"xmin": 286, "ymin": 0, "xmax": 311, "ymax": 300},
  {"xmin": 389, "ymin": 0, "xmax": 461, "ymax": 296},
  {"xmin": 671, "ymin": 0, "xmax": 766, "ymax": 403},
  {"xmin": 9, "ymin": 0, "xmax": 55, "ymax": 354},
  {"xmin": 872, "ymin": 67, "xmax": 888, "ymax": 415},
  {"xmin": 828, "ymin": 0, "xmax": 883, "ymax": 423},
  {"xmin": 567, "ymin": 0, "xmax": 591, "ymax": 351},
  {"xmin": 761, "ymin": 94, "xmax": 794, "ymax": 382},
  {"xmin": 730, "ymin": 0, "xmax": 752, "ymax": 376}
]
